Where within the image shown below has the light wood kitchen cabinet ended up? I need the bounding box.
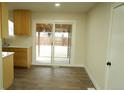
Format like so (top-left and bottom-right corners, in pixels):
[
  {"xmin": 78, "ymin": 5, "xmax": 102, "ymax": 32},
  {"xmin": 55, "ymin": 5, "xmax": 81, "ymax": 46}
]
[
  {"xmin": 2, "ymin": 47, "xmax": 32, "ymax": 68},
  {"xmin": 13, "ymin": 10, "xmax": 32, "ymax": 36},
  {"xmin": 0, "ymin": 3, "xmax": 8, "ymax": 38},
  {"xmin": 3, "ymin": 54, "xmax": 14, "ymax": 89}
]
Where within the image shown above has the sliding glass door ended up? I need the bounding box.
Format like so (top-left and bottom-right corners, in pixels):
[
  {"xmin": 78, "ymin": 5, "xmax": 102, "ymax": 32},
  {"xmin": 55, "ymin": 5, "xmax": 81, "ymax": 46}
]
[
  {"xmin": 36, "ymin": 23, "xmax": 53, "ymax": 64},
  {"xmin": 54, "ymin": 24, "xmax": 72, "ymax": 64},
  {"xmin": 35, "ymin": 22, "xmax": 72, "ymax": 65}
]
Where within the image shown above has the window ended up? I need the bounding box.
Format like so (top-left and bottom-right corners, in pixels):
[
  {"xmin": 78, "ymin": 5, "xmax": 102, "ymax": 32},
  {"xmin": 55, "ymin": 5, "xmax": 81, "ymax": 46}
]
[{"xmin": 8, "ymin": 20, "xmax": 14, "ymax": 36}]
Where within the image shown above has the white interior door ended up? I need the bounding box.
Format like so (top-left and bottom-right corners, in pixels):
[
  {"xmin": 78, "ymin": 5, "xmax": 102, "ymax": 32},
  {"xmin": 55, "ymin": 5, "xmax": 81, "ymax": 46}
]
[
  {"xmin": 108, "ymin": 3, "xmax": 124, "ymax": 89},
  {"xmin": 0, "ymin": 38, "xmax": 3, "ymax": 89}
]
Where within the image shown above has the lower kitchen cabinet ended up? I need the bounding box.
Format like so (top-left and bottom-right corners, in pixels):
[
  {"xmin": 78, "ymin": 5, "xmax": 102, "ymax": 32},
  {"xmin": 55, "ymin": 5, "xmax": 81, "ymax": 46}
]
[
  {"xmin": 2, "ymin": 47, "xmax": 32, "ymax": 68},
  {"xmin": 3, "ymin": 53, "xmax": 14, "ymax": 89}
]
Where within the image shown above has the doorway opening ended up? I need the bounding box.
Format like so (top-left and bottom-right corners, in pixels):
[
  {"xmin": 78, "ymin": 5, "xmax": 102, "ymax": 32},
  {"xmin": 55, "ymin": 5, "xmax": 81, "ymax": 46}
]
[{"xmin": 36, "ymin": 23, "xmax": 72, "ymax": 65}]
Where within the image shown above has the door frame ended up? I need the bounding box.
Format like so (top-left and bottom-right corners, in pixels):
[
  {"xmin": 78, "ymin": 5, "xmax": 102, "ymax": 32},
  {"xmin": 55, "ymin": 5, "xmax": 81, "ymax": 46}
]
[
  {"xmin": 105, "ymin": 3, "xmax": 124, "ymax": 89},
  {"xmin": 32, "ymin": 19, "xmax": 76, "ymax": 66},
  {"xmin": 0, "ymin": 36, "xmax": 3, "ymax": 89}
]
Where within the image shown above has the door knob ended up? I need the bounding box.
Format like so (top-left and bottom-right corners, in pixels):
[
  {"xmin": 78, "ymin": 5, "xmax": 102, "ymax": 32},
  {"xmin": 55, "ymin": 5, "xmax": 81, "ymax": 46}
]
[{"xmin": 107, "ymin": 61, "xmax": 111, "ymax": 66}]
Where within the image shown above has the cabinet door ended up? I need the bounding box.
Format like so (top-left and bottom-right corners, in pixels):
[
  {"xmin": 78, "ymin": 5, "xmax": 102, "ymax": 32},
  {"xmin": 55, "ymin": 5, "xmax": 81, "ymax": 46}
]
[
  {"xmin": 0, "ymin": 3, "xmax": 1, "ymax": 37},
  {"xmin": 14, "ymin": 50, "xmax": 28, "ymax": 67},
  {"xmin": 3, "ymin": 55, "xmax": 14, "ymax": 89},
  {"xmin": 14, "ymin": 10, "xmax": 31, "ymax": 35},
  {"xmin": 21, "ymin": 10, "xmax": 31, "ymax": 35},
  {"xmin": 14, "ymin": 10, "xmax": 22, "ymax": 35},
  {"xmin": 0, "ymin": 3, "xmax": 8, "ymax": 38}
]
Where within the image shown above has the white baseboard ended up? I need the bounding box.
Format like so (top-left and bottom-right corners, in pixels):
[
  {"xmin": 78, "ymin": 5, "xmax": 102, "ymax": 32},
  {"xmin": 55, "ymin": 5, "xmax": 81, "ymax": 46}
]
[
  {"xmin": 87, "ymin": 88, "xmax": 95, "ymax": 90},
  {"xmin": 0, "ymin": 88, "xmax": 4, "ymax": 90},
  {"xmin": 32, "ymin": 63, "xmax": 84, "ymax": 68},
  {"xmin": 85, "ymin": 65, "xmax": 101, "ymax": 90}
]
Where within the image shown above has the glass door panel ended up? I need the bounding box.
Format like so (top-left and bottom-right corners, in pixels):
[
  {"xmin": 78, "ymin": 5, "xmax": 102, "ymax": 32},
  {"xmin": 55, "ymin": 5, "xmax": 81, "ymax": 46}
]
[
  {"xmin": 36, "ymin": 23, "xmax": 53, "ymax": 64},
  {"xmin": 54, "ymin": 24, "xmax": 72, "ymax": 64}
]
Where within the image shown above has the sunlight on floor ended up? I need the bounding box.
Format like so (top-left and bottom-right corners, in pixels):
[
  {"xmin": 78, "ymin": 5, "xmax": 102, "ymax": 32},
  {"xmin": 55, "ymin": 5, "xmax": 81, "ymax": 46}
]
[{"xmin": 36, "ymin": 45, "xmax": 70, "ymax": 64}]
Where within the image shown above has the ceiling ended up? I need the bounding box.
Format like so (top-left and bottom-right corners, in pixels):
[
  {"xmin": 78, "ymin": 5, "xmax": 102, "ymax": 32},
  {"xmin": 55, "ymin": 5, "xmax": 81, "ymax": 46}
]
[{"xmin": 8, "ymin": 2, "xmax": 97, "ymax": 13}]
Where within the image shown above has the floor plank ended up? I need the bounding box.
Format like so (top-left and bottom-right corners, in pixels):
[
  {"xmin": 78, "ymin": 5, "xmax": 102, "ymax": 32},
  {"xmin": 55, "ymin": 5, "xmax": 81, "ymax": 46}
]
[{"xmin": 8, "ymin": 66, "xmax": 95, "ymax": 90}]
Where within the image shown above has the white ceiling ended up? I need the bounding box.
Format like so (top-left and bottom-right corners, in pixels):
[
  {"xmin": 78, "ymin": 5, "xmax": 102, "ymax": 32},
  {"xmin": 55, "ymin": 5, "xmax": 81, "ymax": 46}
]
[{"xmin": 8, "ymin": 2, "xmax": 97, "ymax": 13}]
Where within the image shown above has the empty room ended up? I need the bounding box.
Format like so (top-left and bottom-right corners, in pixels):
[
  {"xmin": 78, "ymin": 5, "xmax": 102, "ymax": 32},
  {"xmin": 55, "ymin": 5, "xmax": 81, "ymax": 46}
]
[{"xmin": 0, "ymin": 1, "xmax": 124, "ymax": 90}]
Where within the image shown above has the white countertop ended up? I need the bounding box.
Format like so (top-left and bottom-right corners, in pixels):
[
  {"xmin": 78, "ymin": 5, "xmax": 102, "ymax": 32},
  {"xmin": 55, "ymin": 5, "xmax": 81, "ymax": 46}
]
[{"xmin": 2, "ymin": 52, "xmax": 14, "ymax": 58}]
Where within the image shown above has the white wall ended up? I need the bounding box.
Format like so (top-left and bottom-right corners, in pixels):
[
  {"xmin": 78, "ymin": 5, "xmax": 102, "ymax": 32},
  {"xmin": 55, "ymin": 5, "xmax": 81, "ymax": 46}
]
[
  {"xmin": 7, "ymin": 12, "xmax": 86, "ymax": 66},
  {"xmin": 6, "ymin": 35, "xmax": 32, "ymax": 47},
  {"xmin": 32, "ymin": 12, "xmax": 86, "ymax": 66},
  {"xmin": 86, "ymin": 3, "xmax": 111, "ymax": 89}
]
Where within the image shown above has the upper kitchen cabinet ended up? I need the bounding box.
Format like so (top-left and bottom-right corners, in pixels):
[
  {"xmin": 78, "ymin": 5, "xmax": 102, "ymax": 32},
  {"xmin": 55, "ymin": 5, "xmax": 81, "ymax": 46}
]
[
  {"xmin": 13, "ymin": 10, "xmax": 32, "ymax": 36},
  {"xmin": 0, "ymin": 3, "xmax": 9, "ymax": 38}
]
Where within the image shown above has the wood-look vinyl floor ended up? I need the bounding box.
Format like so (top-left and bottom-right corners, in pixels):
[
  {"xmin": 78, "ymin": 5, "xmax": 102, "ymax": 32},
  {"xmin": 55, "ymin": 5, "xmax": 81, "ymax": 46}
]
[{"xmin": 8, "ymin": 66, "xmax": 95, "ymax": 90}]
